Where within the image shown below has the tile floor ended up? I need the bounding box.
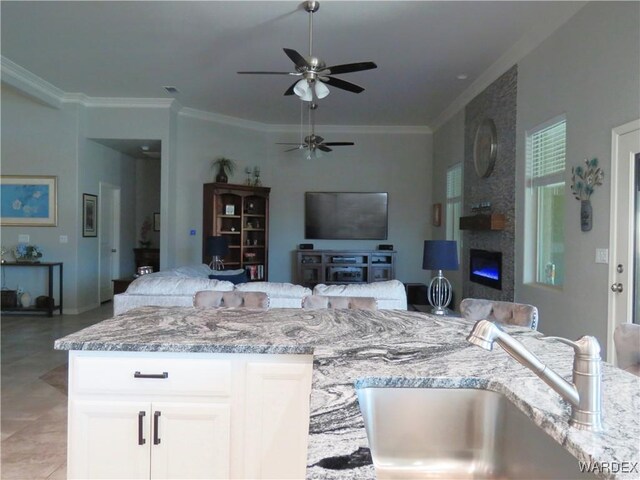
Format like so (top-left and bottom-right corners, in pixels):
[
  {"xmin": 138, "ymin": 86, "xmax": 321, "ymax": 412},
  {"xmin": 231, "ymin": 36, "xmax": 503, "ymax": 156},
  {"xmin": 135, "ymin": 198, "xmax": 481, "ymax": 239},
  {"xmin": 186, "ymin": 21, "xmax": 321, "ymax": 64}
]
[{"xmin": 1, "ymin": 304, "xmax": 113, "ymax": 479}]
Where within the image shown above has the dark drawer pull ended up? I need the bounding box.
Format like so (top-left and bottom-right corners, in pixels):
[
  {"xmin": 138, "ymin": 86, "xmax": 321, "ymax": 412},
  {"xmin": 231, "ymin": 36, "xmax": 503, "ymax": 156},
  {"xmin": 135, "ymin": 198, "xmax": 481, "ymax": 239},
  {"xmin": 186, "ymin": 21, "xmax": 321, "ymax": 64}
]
[
  {"xmin": 153, "ymin": 411, "xmax": 161, "ymax": 445},
  {"xmin": 138, "ymin": 411, "xmax": 146, "ymax": 445},
  {"xmin": 134, "ymin": 371, "xmax": 168, "ymax": 379}
]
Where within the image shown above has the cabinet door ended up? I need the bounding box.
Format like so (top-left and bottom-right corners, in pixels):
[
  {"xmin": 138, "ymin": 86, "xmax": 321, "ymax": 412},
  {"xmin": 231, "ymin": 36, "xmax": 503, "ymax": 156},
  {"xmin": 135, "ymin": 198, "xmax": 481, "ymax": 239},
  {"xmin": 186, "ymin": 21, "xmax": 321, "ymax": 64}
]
[
  {"xmin": 68, "ymin": 400, "xmax": 151, "ymax": 480},
  {"xmin": 150, "ymin": 402, "xmax": 231, "ymax": 480},
  {"xmin": 244, "ymin": 360, "xmax": 313, "ymax": 479}
]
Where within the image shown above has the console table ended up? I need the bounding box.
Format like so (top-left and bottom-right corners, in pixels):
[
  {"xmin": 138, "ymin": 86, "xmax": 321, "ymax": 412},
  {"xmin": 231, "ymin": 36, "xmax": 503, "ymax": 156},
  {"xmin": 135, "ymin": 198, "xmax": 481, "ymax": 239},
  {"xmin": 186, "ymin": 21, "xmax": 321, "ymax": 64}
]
[{"xmin": 0, "ymin": 262, "xmax": 63, "ymax": 317}]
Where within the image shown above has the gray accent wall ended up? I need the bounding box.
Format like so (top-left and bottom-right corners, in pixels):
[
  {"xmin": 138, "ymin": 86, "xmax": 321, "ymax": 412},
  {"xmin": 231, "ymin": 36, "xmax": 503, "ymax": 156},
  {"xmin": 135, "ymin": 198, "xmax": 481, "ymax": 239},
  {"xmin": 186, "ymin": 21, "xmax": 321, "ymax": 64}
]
[{"xmin": 463, "ymin": 65, "xmax": 517, "ymax": 302}]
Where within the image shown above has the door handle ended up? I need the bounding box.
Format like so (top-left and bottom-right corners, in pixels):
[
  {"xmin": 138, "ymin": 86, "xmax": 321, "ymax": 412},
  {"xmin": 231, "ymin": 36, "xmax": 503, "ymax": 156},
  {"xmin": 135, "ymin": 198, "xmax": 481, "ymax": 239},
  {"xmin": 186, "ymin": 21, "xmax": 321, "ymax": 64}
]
[
  {"xmin": 153, "ymin": 411, "xmax": 161, "ymax": 445},
  {"xmin": 138, "ymin": 411, "xmax": 146, "ymax": 445},
  {"xmin": 611, "ymin": 283, "xmax": 624, "ymax": 293},
  {"xmin": 111, "ymin": 248, "xmax": 117, "ymax": 253}
]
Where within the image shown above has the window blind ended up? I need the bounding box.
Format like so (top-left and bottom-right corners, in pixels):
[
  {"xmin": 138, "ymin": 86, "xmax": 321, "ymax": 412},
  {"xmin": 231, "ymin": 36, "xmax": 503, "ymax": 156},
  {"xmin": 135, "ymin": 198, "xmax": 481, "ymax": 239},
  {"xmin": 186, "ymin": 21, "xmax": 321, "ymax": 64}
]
[
  {"xmin": 446, "ymin": 164, "xmax": 462, "ymax": 199},
  {"xmin": 529, "ymin": 120, "xmax": 566, "ymax": 183}
]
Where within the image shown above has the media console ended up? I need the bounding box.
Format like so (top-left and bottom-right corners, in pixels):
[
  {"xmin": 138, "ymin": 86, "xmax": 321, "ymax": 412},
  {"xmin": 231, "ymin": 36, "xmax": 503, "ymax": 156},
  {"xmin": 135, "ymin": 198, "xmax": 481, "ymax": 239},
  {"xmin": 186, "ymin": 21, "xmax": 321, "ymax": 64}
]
[{"xmin": 296, "ymin": 249, "xmax": 396, "ymax": 288}]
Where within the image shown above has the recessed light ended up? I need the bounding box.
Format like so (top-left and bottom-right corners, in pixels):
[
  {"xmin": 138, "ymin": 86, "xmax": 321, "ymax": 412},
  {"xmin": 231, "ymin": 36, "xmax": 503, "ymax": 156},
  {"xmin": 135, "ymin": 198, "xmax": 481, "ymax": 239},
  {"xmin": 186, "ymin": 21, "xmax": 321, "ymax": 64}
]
[
  {"xmin": 163, "ymin": 86, "xmax": 179, "ymax": 94},
  {"xmin": 456, "ymin": 74, "xmax": 468, "ymax": 80}
]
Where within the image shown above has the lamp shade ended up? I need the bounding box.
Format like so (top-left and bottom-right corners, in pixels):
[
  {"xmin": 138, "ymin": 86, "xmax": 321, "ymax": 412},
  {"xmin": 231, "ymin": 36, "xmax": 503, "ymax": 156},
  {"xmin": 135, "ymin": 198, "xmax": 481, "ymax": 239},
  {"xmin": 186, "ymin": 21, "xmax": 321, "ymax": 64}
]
[
  {"xmin": 294, "ymin": 79, "xmax": 313, "ymax": 101},
  {"xmin": 422, "ymin": 240, "xmax": 458, "ymax": 271},
  {"xmin": 314, "ymin": 80, "xmax": 330, "ymax": 99},
  {"xmin": 206, "ymin": 236, "xmax": 229, "ymax": 257}
]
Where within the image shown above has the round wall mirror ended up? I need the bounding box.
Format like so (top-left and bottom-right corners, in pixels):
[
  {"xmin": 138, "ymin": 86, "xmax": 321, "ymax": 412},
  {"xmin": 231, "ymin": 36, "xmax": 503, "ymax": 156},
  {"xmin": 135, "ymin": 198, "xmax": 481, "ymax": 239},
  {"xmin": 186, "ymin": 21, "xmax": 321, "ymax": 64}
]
[{"xmin": 473, "ymin": 119, "xmax": 498, "ymax": 178}]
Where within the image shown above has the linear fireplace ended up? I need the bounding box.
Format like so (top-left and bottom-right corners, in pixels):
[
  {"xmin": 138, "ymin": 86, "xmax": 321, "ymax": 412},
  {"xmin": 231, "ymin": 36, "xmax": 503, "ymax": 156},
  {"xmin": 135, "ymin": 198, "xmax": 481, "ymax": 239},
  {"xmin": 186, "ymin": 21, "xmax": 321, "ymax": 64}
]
[{"xmin": 469, "ymin": 249, "xmax": 502, "ymax": 290}]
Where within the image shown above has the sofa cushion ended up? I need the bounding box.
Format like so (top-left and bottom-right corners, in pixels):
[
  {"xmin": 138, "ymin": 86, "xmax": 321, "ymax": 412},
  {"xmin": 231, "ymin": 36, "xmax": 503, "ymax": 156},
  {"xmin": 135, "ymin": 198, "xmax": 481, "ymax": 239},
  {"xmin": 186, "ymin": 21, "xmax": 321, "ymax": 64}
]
[
  {"xmin": 235, "ymin": 282, "xmax": 311, "ymax": 299},
  {"xmin": 126, "ymin": 276, "xmax": 234, "ymax": 295},
  {"xmin": 312, "ymin": 280, "xmax": 407, "ymax": 309}
]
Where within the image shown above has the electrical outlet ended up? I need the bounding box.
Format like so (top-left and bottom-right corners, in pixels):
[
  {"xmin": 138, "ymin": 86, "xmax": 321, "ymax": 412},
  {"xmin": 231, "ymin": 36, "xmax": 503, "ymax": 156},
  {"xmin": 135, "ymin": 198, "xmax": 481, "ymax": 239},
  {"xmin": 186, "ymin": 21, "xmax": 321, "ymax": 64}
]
[
  {"xmin": 59, "ymin": 235, "xmax": 68, "ymax": 244},
  {"xmin": 18, "ymin": 234, "xmax": 29, "ymax": 243},
  {"xmin": 595, "ymin": 248, "xmax": 609, "ymax": 264},
  {"xmin": 190, "ymin": 229, "xmax": 196, "ymax": 236}
]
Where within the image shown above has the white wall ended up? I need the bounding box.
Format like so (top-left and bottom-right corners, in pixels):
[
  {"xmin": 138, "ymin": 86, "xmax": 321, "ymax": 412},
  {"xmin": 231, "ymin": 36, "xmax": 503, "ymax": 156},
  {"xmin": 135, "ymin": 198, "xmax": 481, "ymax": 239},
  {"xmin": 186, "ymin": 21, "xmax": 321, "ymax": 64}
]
[
  {"xmin": 267, "ymin": 128, "xmax": 433, "ymax": 283},
  {"xmin": 174, "ymin": 113, "xmax": 269, "ymax": 267},
  {"xmin": 1, "ymin": 85, "xmax": 80, "ymax": 311},
  {"xmin": 431, "ymin": 110, "xmax": 465, "ymax": 308},
  {"xmin": 515, "ymin": 2, "xmax": 640, "ymax": 352}
]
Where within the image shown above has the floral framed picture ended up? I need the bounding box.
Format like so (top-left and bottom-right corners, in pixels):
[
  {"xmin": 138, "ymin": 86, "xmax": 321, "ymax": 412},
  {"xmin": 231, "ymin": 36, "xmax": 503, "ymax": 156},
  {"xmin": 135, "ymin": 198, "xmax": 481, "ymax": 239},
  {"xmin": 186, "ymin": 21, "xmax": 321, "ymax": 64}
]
[
  {"xmin": 82, "ymin": 194, "xmax": 98, "ymax": 237},
  {"xmin": 0, "ymin": 175, "xmax": 58, "ymax": 226}
]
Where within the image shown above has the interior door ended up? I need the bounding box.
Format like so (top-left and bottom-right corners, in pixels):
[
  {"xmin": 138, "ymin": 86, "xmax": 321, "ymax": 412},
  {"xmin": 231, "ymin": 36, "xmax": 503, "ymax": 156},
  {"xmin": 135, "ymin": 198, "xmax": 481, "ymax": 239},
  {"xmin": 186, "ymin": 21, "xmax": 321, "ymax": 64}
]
[
  {"xmin": 608, "ymin": 119, "xmax": 640, "ymax": 362},
  {"xmin": 99, "ymin": 183, "xmax": 121, "ymax": 302}
]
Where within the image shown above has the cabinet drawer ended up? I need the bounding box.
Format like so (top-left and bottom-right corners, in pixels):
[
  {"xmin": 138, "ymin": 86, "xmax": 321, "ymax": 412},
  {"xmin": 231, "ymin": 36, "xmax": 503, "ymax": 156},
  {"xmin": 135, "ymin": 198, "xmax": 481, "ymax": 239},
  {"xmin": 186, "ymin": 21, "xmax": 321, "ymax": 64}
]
[{"xmin": 72, "ymin": 355, "xmax": 231, "ymax": 397}]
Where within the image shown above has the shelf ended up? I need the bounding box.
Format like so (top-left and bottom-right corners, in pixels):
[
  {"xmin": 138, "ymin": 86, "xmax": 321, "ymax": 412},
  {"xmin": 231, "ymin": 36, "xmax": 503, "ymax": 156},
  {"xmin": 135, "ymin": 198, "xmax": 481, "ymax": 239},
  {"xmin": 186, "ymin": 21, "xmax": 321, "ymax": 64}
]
[
  {"xmin": 220, "ymin": 231, "xmax": 241, "ymax": 234},
  {"xmin": 243, "ymin": 213, "xmax": 265, "ymax": 217},
  {"xmin": 244, "ymin": 228, "xmax": 264, "ymax": 231},
  {"xmin": 459, "ymin": 214, "xmax": 505, "ymax": 231},
  {"xmin": 243, "ymin": 245, "xmax": 265, "ymax": 249},
  {"xmin": 219, "ymin": 215, "xmax": 241, "ymax": 219}
]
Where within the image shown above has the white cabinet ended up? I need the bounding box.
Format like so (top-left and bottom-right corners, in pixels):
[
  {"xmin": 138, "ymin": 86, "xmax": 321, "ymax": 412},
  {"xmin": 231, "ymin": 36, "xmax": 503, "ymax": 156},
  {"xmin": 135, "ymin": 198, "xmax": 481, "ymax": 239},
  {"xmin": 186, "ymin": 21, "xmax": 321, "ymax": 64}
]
[
  {"xmin": 67, "ymin": 351, "xmax": 313, "ymax": 479},
  {"xmin": 150, "ymin": 403, "xmax": 230, "ymax": 479},
  {"xmin": 69, "ymin": 400, "xmax": 151, "ymax": 479},
  {"xmin": 244, "ymin": 362, "xmax": 313, "ymax": 479}
]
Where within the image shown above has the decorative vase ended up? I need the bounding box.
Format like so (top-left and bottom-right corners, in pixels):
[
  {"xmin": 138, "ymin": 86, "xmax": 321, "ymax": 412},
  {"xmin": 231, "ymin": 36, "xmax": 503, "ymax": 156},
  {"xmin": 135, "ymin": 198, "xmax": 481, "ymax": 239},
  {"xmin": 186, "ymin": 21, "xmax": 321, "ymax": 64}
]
[
  {"xmin": 16, "ymin": 257, "xmax": 39, "ymax": 263},
  {"xmin": 580, "ymin": 199, "xmax": 592, "ymax": 232},
  {"xmin": 216, "ymin": 170, "xmax": 228, "ymax": 183},
  {"xmin": 20, "ymin": 291, "xmax": 32, "ymax": 307}
]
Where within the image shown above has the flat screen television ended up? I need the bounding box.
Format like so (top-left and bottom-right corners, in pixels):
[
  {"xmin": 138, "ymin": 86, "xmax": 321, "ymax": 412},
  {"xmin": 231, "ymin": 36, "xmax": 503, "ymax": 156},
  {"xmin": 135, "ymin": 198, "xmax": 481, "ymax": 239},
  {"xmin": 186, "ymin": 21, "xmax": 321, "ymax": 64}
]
[{"xmin": 305, "ymin": 192, "xmax": 388, "ymax": 240}]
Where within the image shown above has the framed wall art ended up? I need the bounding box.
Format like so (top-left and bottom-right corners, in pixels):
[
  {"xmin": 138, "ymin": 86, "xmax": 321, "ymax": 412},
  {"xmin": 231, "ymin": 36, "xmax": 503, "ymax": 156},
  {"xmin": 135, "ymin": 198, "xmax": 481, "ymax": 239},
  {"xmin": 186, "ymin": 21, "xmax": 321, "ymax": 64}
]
[
  {"xmin": 153, "ymin": 212, "xmax": 160, "ymax": 232},
  {"xmin": 0, "ymin": 175, "xmax": 58, "ymax": 226},
  {"xmin": 82, "ymin": 193, "xmax": 98, "ymax": 237},
  {"xmin": 432, "ymin": 203, "xmax": 442, "ymax": 227}
]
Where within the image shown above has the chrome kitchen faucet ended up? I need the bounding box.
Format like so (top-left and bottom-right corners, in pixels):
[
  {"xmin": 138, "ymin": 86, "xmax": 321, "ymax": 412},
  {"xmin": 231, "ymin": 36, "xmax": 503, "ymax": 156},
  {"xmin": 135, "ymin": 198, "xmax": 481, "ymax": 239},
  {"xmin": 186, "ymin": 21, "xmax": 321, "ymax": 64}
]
[{"xmin": 467, "ymin": 320, "xmax": 603, "ymax": 431}]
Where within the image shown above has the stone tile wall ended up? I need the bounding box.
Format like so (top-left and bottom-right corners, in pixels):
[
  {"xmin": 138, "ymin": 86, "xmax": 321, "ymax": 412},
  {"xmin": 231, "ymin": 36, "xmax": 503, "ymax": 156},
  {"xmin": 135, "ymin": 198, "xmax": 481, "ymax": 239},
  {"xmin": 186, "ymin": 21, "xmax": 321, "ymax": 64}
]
[{"xmin": 462, "ymin": 65, "xmax": 517, "ymax": 301}]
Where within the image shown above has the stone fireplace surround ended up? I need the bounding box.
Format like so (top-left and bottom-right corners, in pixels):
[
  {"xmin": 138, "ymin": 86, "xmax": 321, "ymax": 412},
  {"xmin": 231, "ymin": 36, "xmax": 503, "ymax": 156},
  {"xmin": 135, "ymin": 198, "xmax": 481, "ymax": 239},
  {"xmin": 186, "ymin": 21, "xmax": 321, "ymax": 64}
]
[{"xmin": 462, "ymin": 65, "xmax": 517, "ymax": 302}]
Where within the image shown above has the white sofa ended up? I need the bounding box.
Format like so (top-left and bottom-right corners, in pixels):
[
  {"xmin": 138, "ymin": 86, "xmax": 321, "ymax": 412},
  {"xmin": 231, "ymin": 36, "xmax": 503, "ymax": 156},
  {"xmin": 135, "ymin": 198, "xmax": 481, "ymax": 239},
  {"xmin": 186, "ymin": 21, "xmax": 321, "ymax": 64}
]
[{"xmin": 113, "ymin": 264, "xmax": 407, "ymax": 315}]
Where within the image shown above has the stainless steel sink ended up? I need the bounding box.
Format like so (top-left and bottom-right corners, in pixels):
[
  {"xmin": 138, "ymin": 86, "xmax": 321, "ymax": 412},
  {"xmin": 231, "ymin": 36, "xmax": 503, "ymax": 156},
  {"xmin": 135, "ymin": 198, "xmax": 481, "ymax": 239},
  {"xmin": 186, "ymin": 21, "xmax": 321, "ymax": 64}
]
[{"xmin": 357, "ymin": 388, "xmax": 596, "ymax": 479}]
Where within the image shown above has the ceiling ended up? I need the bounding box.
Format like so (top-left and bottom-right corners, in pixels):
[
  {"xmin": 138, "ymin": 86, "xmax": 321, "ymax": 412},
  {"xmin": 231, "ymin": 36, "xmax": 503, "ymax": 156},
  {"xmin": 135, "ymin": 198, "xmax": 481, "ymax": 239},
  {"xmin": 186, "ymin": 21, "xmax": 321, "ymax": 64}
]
[{"xmin": 1, "ymin": 1, "xmax": 585, "ymax": 127}]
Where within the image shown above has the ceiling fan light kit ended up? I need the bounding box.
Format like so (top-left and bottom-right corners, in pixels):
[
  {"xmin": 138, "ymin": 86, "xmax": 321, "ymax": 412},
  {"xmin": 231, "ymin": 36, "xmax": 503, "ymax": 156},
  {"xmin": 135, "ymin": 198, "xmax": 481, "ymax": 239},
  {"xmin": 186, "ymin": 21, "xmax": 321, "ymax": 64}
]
[{"xmin": 238, "ymin": 1, "xmax": 375, "ymax": 156}]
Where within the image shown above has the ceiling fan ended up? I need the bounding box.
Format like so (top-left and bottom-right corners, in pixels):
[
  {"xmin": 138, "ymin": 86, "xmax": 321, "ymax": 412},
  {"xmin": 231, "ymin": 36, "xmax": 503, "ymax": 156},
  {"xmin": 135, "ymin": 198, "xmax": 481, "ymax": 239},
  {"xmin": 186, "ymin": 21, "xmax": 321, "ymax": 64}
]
[
  {"xmin": 237, "ymin": 0, "xmax": 377, "ymax": 101},
  {"xmin": 277, "ymin": 103, "xmax": 354, "ymax": 156},
  {"xmin": 277, "ymin": 134, "xmax": 354, "ymax": 153}
]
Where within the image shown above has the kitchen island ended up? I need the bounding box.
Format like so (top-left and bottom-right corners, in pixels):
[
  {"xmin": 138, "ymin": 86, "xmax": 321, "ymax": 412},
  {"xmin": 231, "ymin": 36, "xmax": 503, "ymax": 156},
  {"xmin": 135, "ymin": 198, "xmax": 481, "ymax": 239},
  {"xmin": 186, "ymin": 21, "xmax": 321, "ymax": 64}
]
[{"xmin": 55, "ymin": 307, "xmax": 640, "ymax": 479}]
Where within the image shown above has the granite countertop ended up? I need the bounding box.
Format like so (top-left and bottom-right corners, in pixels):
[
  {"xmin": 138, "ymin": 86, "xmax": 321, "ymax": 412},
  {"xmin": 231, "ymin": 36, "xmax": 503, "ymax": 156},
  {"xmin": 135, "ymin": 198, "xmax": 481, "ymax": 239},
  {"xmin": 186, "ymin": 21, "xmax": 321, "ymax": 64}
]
[{"xmin": 54, "ymin": 307, "xmax": 640, "ymax": 479}]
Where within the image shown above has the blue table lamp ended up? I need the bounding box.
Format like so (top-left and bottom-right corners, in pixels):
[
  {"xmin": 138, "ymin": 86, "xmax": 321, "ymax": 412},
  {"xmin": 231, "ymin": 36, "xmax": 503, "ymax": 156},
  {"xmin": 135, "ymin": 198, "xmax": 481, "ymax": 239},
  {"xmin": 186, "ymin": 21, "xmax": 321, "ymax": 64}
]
[
  {"xmin": 422, "ymin": 240, "xmax": 459, "ymax": 315},
  {"xmin": 206, "ymin": 236, "xmax": 229, "ymax": 271}
]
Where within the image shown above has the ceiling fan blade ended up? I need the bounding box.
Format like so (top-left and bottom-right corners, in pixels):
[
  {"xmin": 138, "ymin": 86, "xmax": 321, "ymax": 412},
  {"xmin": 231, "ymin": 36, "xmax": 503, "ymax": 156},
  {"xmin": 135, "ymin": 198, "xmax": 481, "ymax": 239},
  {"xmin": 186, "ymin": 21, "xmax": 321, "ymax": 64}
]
[
  {"xmin": 237, "ymin": 71, "xmax": 299, "ymax": 75},
  {"xmin": 284, "ymin": 147, "xmax": 303, "ymax": 152},
  {"xmin": 276, "ymin": 143, "xmax": 305, "ymax": 145},
  {"xmin": 323, "ymin": 142, "xmax": 355, "ymax": 146},
  {"xmin": 324, "ymin": 62, "xmax": 377, "ymax": 75},
  {"xmin": 284, "ymin": 80, "xmax": 298, "ymax": 96},
  {"xmin": 313, "ymin": 135, "xmax": 324, "ymax": 144},
  {"xmin": 322, "ymin": 76, "xmax": 365, "ymax": 94},
  {"xmin": 283, "ymin": 48, "xmax": 310, "ymax": 70},
  {"xmin": 317, "ymin": 145, "xmax": 333, "ymax": 152}
]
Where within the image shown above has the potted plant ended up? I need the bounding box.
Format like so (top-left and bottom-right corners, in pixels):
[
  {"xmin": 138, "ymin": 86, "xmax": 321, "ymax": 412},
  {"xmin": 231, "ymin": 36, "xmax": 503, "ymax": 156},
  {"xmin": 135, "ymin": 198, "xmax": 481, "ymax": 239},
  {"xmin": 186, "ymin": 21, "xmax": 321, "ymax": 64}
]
[{"xmin": 212, "ymin": 157, "xmax": 236, "ymax": 183}]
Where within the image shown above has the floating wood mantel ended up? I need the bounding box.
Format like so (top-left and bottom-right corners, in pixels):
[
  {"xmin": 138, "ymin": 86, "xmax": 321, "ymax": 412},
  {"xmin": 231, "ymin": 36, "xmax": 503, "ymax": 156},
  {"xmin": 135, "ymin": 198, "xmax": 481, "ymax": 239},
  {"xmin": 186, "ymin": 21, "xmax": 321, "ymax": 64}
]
[{"xmin": 459, "ymin": 213, "xmax": 506, "ymax": 231}]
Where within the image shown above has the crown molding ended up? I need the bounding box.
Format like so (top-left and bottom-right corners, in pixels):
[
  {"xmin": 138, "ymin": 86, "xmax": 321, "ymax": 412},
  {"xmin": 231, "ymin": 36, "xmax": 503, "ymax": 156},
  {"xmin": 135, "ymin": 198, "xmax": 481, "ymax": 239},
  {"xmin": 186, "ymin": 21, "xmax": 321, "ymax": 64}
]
[
  {"xmin": 69, "ymin": 95, "xmax": 175, "ymax": 109},
  {"xmin": 266, "ymin": 123, "xmax": 432, "ymax": 135},
  {"xmin": 1, "ymin": 56, "xmax": 63, "ymax": 109},
  {"xmin": 178, "ymin": 107, "xmax": 269, "ymax": 132},
  {"xmin": 2, "ymin": 56, "xmax": 431, "ymax": 134},
  {"xmin": 431, "ymin": 2, "xmax": 587, "ymax": 132}
]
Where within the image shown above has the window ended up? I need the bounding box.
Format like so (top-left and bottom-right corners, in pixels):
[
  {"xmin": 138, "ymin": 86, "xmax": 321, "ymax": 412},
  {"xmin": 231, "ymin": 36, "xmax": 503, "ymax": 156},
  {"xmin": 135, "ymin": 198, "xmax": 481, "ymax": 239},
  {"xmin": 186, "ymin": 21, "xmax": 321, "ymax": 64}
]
[
  {"xmin": 526, "ymin": 117, "xmax": 566, "ymax": 287},
  {"xmin": 446, "ymin": 163, "xmax": 462, "ymax": 255}
]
